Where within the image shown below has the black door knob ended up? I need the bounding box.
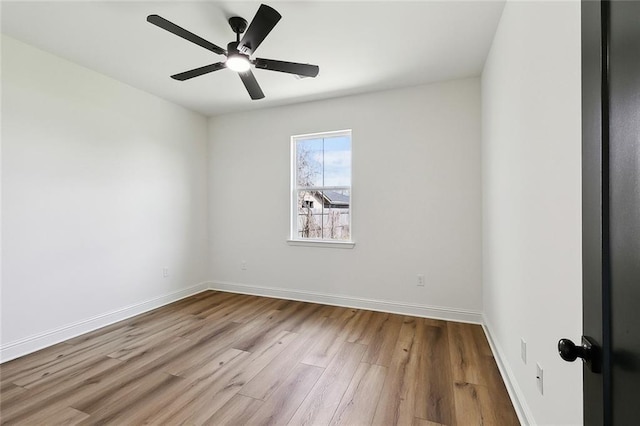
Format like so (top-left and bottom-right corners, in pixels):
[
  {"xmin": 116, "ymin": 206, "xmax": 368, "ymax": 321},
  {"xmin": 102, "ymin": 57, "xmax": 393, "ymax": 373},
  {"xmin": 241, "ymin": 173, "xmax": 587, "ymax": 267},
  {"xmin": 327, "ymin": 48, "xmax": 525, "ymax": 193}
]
[
  {"xmin": 558, "ymin": 336, "xmax": 601, "ymax": 373},
  {"xmin": 558, "ymin": 338, "xmax": 589, "ymax": 362}
]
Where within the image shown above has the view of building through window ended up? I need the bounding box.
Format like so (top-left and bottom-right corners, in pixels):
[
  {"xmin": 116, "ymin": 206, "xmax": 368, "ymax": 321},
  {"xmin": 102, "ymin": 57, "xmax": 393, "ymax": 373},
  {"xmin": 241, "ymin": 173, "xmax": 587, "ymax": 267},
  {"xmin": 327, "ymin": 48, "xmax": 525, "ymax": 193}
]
[{"xmin": 292, "ymin": 130, "xmax": 352, "ymax": 241}]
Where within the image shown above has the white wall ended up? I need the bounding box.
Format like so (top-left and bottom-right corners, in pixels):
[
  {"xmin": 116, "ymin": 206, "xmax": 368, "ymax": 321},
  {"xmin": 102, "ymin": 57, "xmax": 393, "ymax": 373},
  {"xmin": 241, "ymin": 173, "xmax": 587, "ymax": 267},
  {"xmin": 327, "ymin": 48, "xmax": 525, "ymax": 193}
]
[
  {"xmin": 481, "ymin": 1, "xmax": 582, "ymax": 424},
  {"xmin": 208, "ymin": 78, "xmax": 482, "ymax": 317},
  {"xmin": 1, "ymin": 35, "xmax": 209, "ymax": 359}
]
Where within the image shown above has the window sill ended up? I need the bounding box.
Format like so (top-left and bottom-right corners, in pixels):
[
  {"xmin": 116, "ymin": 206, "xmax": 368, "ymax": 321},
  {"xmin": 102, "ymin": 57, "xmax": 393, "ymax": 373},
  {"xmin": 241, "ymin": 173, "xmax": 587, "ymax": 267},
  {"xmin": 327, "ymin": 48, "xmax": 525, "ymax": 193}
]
[{"xmin": 287, "ymin": 239, "xmax": 355, "ymax": 249}]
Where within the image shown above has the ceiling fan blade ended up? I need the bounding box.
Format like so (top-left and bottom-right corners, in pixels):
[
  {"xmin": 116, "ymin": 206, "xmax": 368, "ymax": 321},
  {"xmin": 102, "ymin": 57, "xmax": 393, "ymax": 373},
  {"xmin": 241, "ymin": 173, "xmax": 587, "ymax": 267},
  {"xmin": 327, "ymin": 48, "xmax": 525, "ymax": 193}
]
[
  {"xmin": 171, "ymin": 62, "xmax": 226, "ymax": 81},
  {"xmin": 238, "ymin": 4, "xmax": 281, "ymax": 55},
  {"xmin": 238, "ymin": 70, "xmax": 265, "ymax": 100},
  {"xmin": 147, "ymin": 15, "xmax": 226, "ymax": 55},
  {"xmin": 254, "ymin": 58, "xmax": 319, "ymax": 78}
]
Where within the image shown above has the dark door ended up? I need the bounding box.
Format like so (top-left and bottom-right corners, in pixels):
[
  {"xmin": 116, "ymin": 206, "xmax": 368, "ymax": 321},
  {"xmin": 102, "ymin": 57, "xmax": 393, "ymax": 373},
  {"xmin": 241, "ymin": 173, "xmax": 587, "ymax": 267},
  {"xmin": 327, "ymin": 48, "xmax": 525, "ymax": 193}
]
[
  {"xmin": 566, "ymin": 1, "xmax": 640, "ymax": 425},
  {"xmin": 608, "ymin": 1, "xmax": 640, "ymax": 423}
]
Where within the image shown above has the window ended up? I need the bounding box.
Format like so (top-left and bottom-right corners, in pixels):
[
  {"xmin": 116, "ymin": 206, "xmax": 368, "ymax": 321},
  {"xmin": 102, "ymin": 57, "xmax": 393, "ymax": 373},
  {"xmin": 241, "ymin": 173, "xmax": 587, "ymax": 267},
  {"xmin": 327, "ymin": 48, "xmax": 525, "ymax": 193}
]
[{"xmin": 291, "ymin": 130, "xmax": 352, "ymax": 244}]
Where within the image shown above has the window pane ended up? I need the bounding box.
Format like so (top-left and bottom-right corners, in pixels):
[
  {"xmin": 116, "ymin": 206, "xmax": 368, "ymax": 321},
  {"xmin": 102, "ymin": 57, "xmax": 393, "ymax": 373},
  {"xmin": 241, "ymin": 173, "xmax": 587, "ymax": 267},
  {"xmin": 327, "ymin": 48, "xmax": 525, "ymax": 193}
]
[
  {"xmin": 296, "ymin": 138, "xmax": 323, "ymax": 188},
  {"xmin": 297, "ymin": 190, "xmax": 322, "ymax": 239},
  {"xmin": 322, "ymin": 136, "xmax": 351, "ymax": 187},
  {"xmin": 320, "ymin": 190, "xmax": 350, "ymax": 240}
]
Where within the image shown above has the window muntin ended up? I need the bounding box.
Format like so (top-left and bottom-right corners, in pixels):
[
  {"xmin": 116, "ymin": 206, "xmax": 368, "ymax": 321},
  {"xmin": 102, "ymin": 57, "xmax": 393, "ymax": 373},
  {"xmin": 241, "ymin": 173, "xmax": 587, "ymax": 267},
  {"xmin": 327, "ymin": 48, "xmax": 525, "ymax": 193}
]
[{"xmin": 292, "ymin": 130, "xmax": 352, "ymax": 242}]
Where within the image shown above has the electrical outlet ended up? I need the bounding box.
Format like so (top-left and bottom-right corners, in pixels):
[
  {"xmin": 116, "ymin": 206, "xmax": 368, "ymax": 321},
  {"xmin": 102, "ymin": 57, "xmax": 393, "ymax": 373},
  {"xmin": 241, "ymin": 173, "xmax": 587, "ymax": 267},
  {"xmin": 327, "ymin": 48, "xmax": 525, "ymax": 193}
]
[
  {"xmin": 536, "ymin": 363, "xmax": 544, "ymax": 395},
  {"xmin": 241, "ymin": 261, "xmax": 247, "ymax": 271},
  {"xmin": 162, "ymin": 267, "xmax": 169, "ymax": 278},
  {"xmin": 521, "ymin": 338, "xmax": 527, "ymax": 364},
  {"xmin": 417, "ymin": 274, "xmax": 425, "ymax": 287}
]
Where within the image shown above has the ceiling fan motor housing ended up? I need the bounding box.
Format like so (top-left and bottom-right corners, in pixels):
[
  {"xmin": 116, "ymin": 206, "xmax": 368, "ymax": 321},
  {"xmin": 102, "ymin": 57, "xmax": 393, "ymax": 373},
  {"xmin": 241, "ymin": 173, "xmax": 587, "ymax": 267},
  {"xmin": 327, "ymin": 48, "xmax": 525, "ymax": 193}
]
[
  {"xmin": 228, "ymin": 17, "xmax": 248, "ymax": 35},
  {"xmin": 227, "ymin": 41, "xmax": 249, "ymax": 60}
]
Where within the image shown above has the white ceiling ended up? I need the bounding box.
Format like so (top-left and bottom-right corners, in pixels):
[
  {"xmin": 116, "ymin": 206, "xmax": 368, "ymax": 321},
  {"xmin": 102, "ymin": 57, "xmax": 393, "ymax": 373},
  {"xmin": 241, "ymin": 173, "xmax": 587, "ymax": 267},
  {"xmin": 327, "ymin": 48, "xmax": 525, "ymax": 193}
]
[{"xmin": 1, "ymin": 1, "xmax": 505, "ymax": 117}]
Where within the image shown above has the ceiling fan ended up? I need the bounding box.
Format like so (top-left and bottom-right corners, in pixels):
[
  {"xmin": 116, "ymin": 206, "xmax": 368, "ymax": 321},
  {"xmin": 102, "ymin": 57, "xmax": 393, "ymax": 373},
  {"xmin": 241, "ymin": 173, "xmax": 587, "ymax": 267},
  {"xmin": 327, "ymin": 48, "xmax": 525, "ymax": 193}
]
[{"xmin": 147, "ymin": 4, "xmax": 319, "ymax": 100}]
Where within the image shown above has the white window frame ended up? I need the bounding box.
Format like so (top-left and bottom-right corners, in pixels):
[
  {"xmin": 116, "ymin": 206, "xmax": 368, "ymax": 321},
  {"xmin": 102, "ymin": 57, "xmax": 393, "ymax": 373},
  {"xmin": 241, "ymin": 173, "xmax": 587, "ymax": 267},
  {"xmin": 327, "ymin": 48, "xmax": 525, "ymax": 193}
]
[{"xmin": 288, "ymin": 129, "xmax": 354, "ymax": 248}]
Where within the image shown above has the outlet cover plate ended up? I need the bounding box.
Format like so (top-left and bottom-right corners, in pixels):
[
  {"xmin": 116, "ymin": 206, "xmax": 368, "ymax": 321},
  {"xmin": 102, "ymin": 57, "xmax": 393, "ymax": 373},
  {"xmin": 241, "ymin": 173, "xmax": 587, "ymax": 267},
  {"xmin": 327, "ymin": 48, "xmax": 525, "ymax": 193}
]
[{"xmin": 536, "ymin": 363, "xmax": 544, "ymax": 395}]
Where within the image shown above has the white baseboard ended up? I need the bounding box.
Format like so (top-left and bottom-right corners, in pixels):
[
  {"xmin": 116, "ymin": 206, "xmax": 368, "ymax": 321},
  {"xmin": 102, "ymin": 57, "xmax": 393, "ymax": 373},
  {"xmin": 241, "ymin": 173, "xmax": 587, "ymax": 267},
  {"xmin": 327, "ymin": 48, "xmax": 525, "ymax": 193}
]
[
  {"xmin": 208, "ymin": 280, "xmax": 483, "ymax": 324},
  {"xmin": 482, "ymin": 316, "xmax": 535, "ymax": 426},
  {"xmin": 0, "ymin": 282, "xmax": 209, "ymax": 363}
]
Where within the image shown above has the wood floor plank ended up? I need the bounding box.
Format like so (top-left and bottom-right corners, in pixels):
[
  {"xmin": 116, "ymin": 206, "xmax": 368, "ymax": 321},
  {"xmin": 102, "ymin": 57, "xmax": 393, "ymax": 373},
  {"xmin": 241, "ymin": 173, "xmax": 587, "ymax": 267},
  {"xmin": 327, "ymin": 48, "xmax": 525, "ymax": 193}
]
[
  {"xmin": 211, "ymin": 330, "xmax": 298, "ymax": 390},
  {"xmin": 301, "ymin": 317, "xmax": 349, "ymax": 368},
  {"xmin": 178, "ymin": 291, "xmax": 237, "ymax": 316},
  {"xmin": 470, "ymin": 324, "xmax": 494, "ymax": 357},
  {"xmin": 372, "ymin": 316, "xmax": 421, "ymax": 426},
  {"xmin": 106, "ymin": 331, "xmax": 189, "ymax": 362},
  {"xmin": 74, "ymin": 372, "xmax": 184, "ymax": 424},
  {"xmin": 198, "ymin": 294, "xmax": 268, "ymax": 322},
  {"xmin": 161, "ymin": 324, "xmax": 246, "ymax": 376},
  {"xmin": 453, "ymin": 381, "xmax": 487, "ymax": 425},
  {"xmin": 0, "ymin": 382, "xmax": 26, "ymax": 411},
  {"xmin": 163, "ymin": 341, "xmax": 245, "ymax": 381},
  {"xmin": 2, "ymin": 344, "xmax": 97, "ymax": 387},
  {"xmin": 63, "ymin": 322, "xmax": 136, "ymax": 347},
  {"xmin": 477, "ymin": 356, "xmax": 520, "ymax": 425},
  {"xmin": 13, "ymin": 321, "xmax": 172, "ymax": 387},
  {"xmin": 329, "ymin": 363, "xmax": 387, "ymax": 426},
  {"xmin": 0, "ymin": 292, "xmax": 519, "ymax": 426},
  {"xmin": 1, "ymin": 356, "xmax": 122, "ymax": 418},
  {"xmin": 327, "ymin": 307, "xmax": 363, "ymax": 338},
  {"xmin": 136, "ymin": 348, "xmax": 251, "ymax": 424},
  {"xmin": 414, "ymin": 322, "xmax": 456, "ymax": 425},
  {"xmin": 448, "ymin": 321, "xmax": 483, "ymax": 385},
  {"xmin": 14, "ymin": 405, "xmax": 89, "ymax": 425},
  {"xmin": 0, "ymin": 343, "xmax": 74, "ymax": 382},
  {"xmin": 422, "ymin": 317, "xmax": 449, "ymax": 328},
  {"xmin": 11, "ymin": 342, "xmax": 128, "ymax": 389},
  {"xmin": 362, "ymin": 313, "xmax": 404, "ymax": 367},
  {"xmin": 349, "ymin": 310, "xmax": 387, "ymax": 346},
  {"xmin": 24, "ymin": 353, "xmax": 125, "ymax": 392},
  {"xmin": 145, "ymin": 331, "xmax": 297, "ymax": 424},
  {"xmin": 59, "ymin": 291, "xmax": 210, "ymax": 347},
  {"xmin": 0, "ymin": 357, "xmax": 125, "ymax": 424},
  {"xmin": 245, "ymin": 362, "xmax": 324, "ymax": 426},
  {"xmin": 204, "ymin": 394, "xmax": 264, "ymax": 426},
  {"xmin": 239, "ymin": 330, "xmax": 319, "ymax": 401},
  {"xmin": 228, "ymin": 296, "xmax": 287, "ymax": 324},
  {"xmin": 453, "ymin": 381, "xmax": 516, "ymax": 426},
  {"xmin": 105, "ymin": 335, "xmax": 191, "ymax": 373},
  {"xmin": 413, "ymin": 418, "xmax": 446, "ymax": 426},
  {"xmin": 188, "ymin": 295, "xmax": 247, "ymax": 320},
  {"xmin": 63, "ymin": 324, "xmax": 145, "ymax": 355},
  {"xmin": 177, "ymin": 316, "xmax": 242, "ymax": 342},
  {"xmin": 288, "ymin": 342, "xmax": 366, "ymax": 426},
  {"xmin": 279, "ymin": 302, "xmax": 327, "ymax": 334},
  {"xmin": 4, "ymin": 335, "xmax": 199, "ymax": 424},
  {"xmin": 345, "ymin": 309, "xmax": 375, "ymax": 344},
  {"xmin": 231, "ymin": 309, "xmax": 290, "ymax": 352},
  {"xmin": 70, "ymin": 368, "xmax": 180, "ymax": 415}
]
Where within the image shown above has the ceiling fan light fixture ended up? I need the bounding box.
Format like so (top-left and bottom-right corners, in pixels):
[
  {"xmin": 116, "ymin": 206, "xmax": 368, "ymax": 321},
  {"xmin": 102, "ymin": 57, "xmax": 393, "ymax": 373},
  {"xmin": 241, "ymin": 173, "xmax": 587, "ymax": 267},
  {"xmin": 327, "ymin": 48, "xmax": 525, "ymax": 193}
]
[
  {"xmin": 226, "ymin": 55, "xmax": 251, "ymax": 72},
  {"xmin": 147, "ymin": 4, "xmax": 319, "ymax": 100}
]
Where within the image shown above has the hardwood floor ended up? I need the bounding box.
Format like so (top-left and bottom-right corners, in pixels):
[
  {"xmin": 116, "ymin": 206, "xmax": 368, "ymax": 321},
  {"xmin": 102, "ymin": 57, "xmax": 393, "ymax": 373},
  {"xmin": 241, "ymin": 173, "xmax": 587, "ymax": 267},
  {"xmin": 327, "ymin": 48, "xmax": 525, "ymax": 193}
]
[{"xmin": 0, "ymin": 291, "xmax": 519, "ymax": 425}]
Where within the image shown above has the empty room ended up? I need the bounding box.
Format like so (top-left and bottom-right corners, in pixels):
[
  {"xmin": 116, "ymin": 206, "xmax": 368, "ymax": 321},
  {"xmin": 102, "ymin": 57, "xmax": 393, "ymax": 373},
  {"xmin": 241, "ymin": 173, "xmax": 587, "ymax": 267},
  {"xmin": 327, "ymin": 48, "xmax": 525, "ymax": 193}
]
[{"xmin": 1, "ymin": 0, "xmax": 638, "ymax": 425}]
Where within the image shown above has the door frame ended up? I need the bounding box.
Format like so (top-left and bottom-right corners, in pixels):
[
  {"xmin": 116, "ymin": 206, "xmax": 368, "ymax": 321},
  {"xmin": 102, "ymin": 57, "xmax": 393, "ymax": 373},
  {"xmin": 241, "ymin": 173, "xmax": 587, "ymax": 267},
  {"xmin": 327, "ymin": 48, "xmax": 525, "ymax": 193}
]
[{"xmin": 581, "ymin": 0, "xmax": 611, "ymax": 424}]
